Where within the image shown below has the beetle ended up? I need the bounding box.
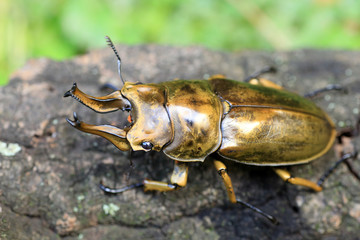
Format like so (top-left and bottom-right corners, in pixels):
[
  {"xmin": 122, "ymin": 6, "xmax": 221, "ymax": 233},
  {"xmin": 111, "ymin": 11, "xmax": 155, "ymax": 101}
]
[{"xmin": 64, "ymin": 37, "xmax": 354, "ymax": 223}]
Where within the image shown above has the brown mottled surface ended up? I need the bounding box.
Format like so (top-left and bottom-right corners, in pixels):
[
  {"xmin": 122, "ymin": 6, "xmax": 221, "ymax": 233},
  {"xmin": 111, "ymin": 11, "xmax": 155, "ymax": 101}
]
[{"xmin": 0, "ymin": 46, "xmax": 359, "ymax": 239}]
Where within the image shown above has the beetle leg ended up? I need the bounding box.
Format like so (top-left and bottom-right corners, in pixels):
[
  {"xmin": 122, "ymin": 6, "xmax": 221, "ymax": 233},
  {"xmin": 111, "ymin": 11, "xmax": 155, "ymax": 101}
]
[
  {"xmin": 304, "ymin": 84, "xmax": 344, "ymax": 98},
  {"xmin": 214, "ymin": 160, "xmax": 278, "ymax": 224},
  {"xmin": 208, "ymin": 74, "xmax": 226, "ymax": 80},
  {"xmin": 64, "ymin": 83, "xmax": 131, "ymax": 113},
  {"xmin": 100, "ymin": 161, "xmax": 189, "ymax": 193},
  {"xmin": 143, "ymin": 161, "xmax": 189, "ymax": 191},
  {"xmin": 66, "ymin": 112, "xmax": 131, "ymax": 151},
  {"xmin": 273, "ymin": 168, "xmax": 322, "ymax": 192},
  {"xmin": 214, "ymin": 160, "xmax": 236, "ymax": 203},
  {"xmin": 244, "ymin": 66, "xmax": 277, "ymax": 82},
  {"xmin": 100, "ymin": 83, "xmax": 119, "ymax": 91},
  {"xmin": 243, "ymin": 66, "xmax": 282, "ymax": 89},
  {"xmin": 248, "ymin": 78, "xmax": 284, "ymax": 90},
  {"xmin": 317, "ymin": 152, "xmax": 358, "ymax": 186}
]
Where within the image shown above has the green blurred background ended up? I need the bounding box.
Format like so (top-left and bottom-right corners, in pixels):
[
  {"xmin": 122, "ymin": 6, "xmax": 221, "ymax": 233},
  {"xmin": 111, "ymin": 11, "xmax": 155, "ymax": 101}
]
[{"xmin": 1, "ymin": 0, "xmax": 360, "ymax": 86}]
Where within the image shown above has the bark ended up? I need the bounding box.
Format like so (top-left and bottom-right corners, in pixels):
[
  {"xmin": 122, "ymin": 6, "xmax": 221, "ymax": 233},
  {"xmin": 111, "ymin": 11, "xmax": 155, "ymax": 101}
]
[{"xmin": 0, "ymin": 45, "xmax": 359, "ymax": 239}]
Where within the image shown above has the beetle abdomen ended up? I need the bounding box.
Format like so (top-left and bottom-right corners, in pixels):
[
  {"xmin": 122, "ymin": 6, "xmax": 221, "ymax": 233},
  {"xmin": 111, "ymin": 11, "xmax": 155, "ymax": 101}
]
[{"xmin": 210, "ymin": 79, "xmax": 336, "ymax": 166}]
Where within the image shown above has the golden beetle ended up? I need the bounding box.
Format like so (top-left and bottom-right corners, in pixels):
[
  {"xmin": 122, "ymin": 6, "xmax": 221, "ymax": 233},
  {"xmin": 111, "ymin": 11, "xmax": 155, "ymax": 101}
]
[{"xmin": 64, "ymin": 37, "xmax": 343, "ymax": 223}]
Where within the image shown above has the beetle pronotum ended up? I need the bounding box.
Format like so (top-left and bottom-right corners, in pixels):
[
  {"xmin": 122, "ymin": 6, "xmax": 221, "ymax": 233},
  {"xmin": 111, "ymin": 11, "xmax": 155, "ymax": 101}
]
[{"xmin": 64, "ymin": 36, "xmax": 357, "ymax": 224}]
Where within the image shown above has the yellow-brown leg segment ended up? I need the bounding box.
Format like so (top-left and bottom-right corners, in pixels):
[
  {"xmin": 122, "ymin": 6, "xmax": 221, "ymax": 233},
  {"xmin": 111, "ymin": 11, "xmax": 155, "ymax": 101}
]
[
  {"xmin": 143, "ymin": 161, "xmax": 189, "ymax": 191},
  {"xmin": 248, "ymin": 78, "xmax": 284, "ymax": 90},
  {"xmin": 208, "ymin": 74, "xmax": 226, "ymax": 80},
  {"xmin": 274, "ymin": 168, "xmax": 322, "ymax": 192},
  {"xmin": 214, "ymin": 160, "xmax": 237, "ymax": 203},
  {"xmin": 100, "ymin": 161, "xmax": 189, "ymax": 193},
  {"xmin": 214, "ymin": 159, "xmax": 278, "ymax": 224}
]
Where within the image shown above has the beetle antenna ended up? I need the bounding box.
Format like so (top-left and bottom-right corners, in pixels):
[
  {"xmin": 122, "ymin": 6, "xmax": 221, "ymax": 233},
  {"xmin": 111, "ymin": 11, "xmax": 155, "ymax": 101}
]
[
  {"xmin": 105, "ymin": 36, "xmax": 125, "ymax": 85},
  {"xmin": 236, "ymin": 198, "xmax": 279, "ymax": 225}
]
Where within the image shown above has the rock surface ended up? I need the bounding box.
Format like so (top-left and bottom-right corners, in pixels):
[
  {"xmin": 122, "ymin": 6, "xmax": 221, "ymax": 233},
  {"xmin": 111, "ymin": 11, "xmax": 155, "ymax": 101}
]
[{"xmin": 0, "ymin": 45, "xmax": 359, "ymax": 239}]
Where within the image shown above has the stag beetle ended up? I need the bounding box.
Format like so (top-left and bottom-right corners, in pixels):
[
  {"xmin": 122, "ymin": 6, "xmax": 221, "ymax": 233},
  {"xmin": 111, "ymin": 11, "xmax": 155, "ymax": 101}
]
[{"xmin": 64, "ymin": 37, "xmax": 357, "ymax": 224}]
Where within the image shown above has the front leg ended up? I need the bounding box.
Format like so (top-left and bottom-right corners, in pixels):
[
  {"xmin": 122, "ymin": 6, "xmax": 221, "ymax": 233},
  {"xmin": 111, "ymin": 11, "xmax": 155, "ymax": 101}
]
[
  {"xmin": 100, "ymin": 160, "xmax": 189, "ymax": 193},
  {"xmin": 143, "ymin": 161, "xmax": 189, "ymax": 191}
]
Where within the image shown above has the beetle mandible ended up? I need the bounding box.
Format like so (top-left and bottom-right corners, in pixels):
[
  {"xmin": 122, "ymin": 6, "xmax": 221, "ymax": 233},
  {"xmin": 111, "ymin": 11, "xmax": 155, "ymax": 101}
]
[{"xmin": 64, "ymin": 37, "xmax": 349, "ymax": 223}]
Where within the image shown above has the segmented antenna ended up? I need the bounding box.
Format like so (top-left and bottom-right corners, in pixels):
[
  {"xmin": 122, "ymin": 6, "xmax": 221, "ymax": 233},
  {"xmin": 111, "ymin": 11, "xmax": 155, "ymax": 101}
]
[{"xmin": 105, "ymin": 36, "xmax": 125, "ymax": 84}]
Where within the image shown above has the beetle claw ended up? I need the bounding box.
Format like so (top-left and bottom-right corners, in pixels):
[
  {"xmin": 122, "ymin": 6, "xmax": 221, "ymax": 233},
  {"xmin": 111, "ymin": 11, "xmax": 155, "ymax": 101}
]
[
  {"xmin": 64, "ymin": 82, "xmax": 131, "ymax": 113},
  {"xmin": 73, "ymin": 112, "xmax": 79, "ymax": 121},
  {"xmin": 64, "ymin": 83, "xmax": 77, "ymax": 98},
  {"xmin": 65, "ymin": 112, "xmax": 131, "ymax": 151},
  {"xmin": 66, "ymin": 112, "xmax": 81, "ymax": 127}
]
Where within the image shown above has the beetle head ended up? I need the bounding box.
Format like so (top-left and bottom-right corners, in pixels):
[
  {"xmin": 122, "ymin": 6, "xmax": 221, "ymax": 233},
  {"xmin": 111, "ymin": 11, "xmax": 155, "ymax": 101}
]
[
  {"xmin": 121, "ymin": 82, "xmax": 172, "ymax": 152},
  {"xmin": 65, "ymin": 82, "xmax": 172, "ymax": 153},
  {"xmin": 65, "ymin": 36, "xmax": 172, "ymax": 153}
]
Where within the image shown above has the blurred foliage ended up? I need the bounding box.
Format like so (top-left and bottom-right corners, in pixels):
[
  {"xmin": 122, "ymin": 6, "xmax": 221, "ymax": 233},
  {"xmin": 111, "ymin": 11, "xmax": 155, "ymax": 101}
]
[{"xmin": 1, "ymin": 0, "xmax": 360, "ymax": 85}]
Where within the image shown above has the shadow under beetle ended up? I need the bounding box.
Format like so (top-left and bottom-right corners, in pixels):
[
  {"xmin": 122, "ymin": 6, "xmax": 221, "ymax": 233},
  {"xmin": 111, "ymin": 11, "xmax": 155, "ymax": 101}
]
[{"xmin": 64, "ymin": 36, "xmax": 357, "ymax": 224}]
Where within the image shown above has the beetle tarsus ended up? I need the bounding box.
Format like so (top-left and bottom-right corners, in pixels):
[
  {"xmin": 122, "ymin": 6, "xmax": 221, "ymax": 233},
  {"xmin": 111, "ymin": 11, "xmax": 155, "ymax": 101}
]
[
  {"xmin": 317, "ymin": 151, "xmax": 358, "ymax": 186},
  {"xmin": 344, "ymin": 152, "xmax": 360, "ymax": 182},
  {"xmin": 304, "ymin": 84, "xmax": 344, "ymax": 98},
  {"xmin": 236, "ymin": 198, "xmax": 279, "ymax": 225},
  {"xmin": 244, "ymin": 66, "xmax": 277, "ymax": 82},
  {"xmin": 99, "ymin": 181, "xmax": 144, "ymax": 194}
]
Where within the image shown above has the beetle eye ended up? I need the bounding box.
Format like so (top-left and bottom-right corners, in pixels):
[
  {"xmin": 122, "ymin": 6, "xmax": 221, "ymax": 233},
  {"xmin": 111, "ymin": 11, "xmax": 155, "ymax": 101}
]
[{"xmin": 141, "ymin": 141, "xmax": 153, "ymax": 150}]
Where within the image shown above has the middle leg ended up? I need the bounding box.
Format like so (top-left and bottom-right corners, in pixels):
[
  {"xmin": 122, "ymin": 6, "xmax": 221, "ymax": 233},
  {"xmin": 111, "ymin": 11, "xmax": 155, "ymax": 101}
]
[{"xmin": 213, "ymin": 159, "xmax": 278, "ymax": 224}]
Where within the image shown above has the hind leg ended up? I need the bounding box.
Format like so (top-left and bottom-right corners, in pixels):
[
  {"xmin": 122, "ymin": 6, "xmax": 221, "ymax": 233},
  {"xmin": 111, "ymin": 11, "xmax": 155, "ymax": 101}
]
[{"xmin": 273, "ymin": 168, "xmax": 322, "ymax": 192}]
